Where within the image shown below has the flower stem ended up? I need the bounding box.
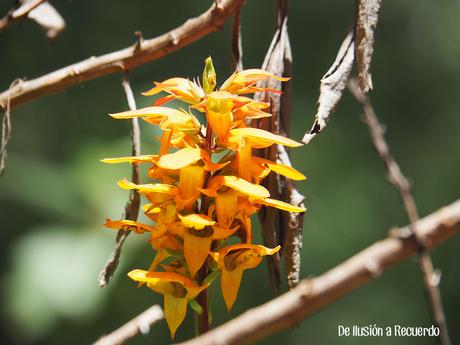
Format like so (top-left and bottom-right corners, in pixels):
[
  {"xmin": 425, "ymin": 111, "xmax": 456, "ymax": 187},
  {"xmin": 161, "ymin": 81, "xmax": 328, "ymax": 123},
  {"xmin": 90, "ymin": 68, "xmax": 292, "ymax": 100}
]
[{"xmin": 196, "ymin": 268, "xmax": 210, "ymax": 334}]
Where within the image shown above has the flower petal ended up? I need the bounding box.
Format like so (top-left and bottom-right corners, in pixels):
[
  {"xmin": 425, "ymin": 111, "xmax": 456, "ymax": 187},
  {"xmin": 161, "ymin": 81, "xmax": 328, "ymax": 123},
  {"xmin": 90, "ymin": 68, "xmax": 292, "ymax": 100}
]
[
  {"xmin": 229, "ymin": 128, "xmax": 302, "ymax": 148},
  {"xmin": 158, "ymin": 147, "xmax": 202, "ymax": 170},
  {"xmin": 101, "ymin": 155, "xmax": 158, "ymax": 164},
  {"xmin": 103, "ymin": 218, "xmax": 155, "ymax": 234},
  {"xmin": 183, "ymin": 234, "xmax": 213, "ymax": 277},
  {"xmin": 164, "ymin": 294, "xmax": 188, "ymax": 338},
  {"xmin": 256, "ymin": 197, "xmax": 306, "ymax": 212},
  {"xmin": 118, "ymin": 178, "xmax": 175, "ymax": 194},
  {"xmin": 252, "ymin": 157, "xmax": 306, "ymax": 181},
  {"xmin": 221, "ymin": 268, "xmax": 243, "ymax": 311},
  {"xmin": 179, "ymin": 213, "xmax": 215, "ymax": 230}
]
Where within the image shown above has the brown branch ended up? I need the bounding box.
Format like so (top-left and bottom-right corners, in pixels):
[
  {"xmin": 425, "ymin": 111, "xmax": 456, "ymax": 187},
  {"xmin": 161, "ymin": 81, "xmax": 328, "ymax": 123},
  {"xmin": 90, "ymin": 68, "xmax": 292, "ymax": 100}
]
[
  {"xmin": 0, "ymin": 0, "xmax": 47, "ymax": 32},
  {"xmin": 348, "ymin": 78, "xmax": 451, "ymax": 345},
  {"xmin": 97, "ymin": 76, "xmax": 141, "ymax": 287},
  {"xmin": 230, "ymin": 9, "xmax": 243, "ymax": 71},
  {"xmin": 0, "ymin": 79, "xmax": 23, "ymax": 176},
  {"xmin": 93, "ymin": 305, "xmax": 164, "ymax": 345},
  {"xmin": 175, "ymin": 198, "xmax": 460, "ymax": 345},
  {"xmin": 0, "ymin": 0, "xmax": 246, "ymax": 111}
]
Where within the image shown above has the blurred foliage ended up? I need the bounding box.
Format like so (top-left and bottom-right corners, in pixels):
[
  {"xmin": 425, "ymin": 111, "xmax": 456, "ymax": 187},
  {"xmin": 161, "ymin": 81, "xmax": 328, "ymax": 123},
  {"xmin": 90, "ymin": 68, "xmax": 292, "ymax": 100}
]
[{"xmin": 0, "ymin": 0, "xmax": 459, "ymax": 344}]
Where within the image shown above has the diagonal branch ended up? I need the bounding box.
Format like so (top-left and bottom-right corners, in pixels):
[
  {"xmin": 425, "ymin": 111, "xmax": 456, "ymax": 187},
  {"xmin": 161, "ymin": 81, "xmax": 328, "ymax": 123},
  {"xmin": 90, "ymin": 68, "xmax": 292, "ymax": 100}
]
[
  {"xmin": 348, "ymin": 78, "xmax": 451, "ymax": 345},
  {"xmin": 97, "ymin": 76, "xmax": 141, "ymax": 287},
  {"xmin": 93, "ymin": 305, "xmax": 164, "ymax": 345},
  {"xmin": 0, "ymin": 0, "xmax": 246, "ymax": 111},
  {"xmin": 0, "ymin": 0, "xmax": 47, "ymax": 32},
  {"xmin": 174, "ymin": 198, "xmax": 460, "ymax": 345}
]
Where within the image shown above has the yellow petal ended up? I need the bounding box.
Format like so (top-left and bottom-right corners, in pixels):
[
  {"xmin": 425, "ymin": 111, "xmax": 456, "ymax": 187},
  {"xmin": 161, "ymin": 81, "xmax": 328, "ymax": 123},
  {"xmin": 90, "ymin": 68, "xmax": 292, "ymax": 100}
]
[
  {"xmin": 110, "ymin": 106, "xmax": 199, "ymax": 132},
  {"xmin": 103, "ymin": 218, "xmax": 155, "ymax": 234},
  {"xmin": 257, "ymin": 198, "xmax": 306, "ymax": 212},
  {"xmin": 215, "ymin": 188, "xmax": 239, "ymax": 228},
  {"xmin": 142, "ymin": 77, "xmax": 205, "ymax": 104},
  {"xmin": 218, "ymin": 243, "xmax": 281, "ymax": 257},
  {"xmin": 183, "ymin": 234, "xmax": 213, "ymax": 277},
  {"xmin": 221, "ymin": 268, "xmax": 244, "ymax": 311},
  {"xmin": 110, "ymin": 106, "xmax": 181, "ymax": 120},
  {"xmin": 179, "ymin": 214, "xmax": 215, "ymax": 230},
  {"xmin": 229, "ymin": 128, "xmax": 302, "ymax": 148},
  {"xmin": 220, "ymin": 69, "xmax": 289, "ymax": 94},
  {"xmin": 177, "ymin": 164, "xmax": 206, "ymax": 210},
  {"xmin": 252, "ymin": 157, "xmax": 306, "ymax": 180},
  {"xmin": 101, "ymin": 155, "xmax": 158, "ymax": 164},
  {"xmin": 158, "ymin": 147, "xmax": 202, "ymax": 170},
  {"xmin": 223, "ymin": 176, "xmax": 270, "ymax": 198},
  {"xmin": 118, "ymin": 178, "xmax": 175, "ymax": 194},
  {"xmin": 164, "ymin": 294, "xmax": 188, "ymax": 338}
]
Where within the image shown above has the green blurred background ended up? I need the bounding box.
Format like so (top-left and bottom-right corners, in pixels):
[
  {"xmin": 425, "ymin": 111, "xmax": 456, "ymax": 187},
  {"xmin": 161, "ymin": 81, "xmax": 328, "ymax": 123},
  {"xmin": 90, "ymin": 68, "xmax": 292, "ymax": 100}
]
[{"xmin": 1, "ymin": 0, "xmax": 459, "ymax": 344}]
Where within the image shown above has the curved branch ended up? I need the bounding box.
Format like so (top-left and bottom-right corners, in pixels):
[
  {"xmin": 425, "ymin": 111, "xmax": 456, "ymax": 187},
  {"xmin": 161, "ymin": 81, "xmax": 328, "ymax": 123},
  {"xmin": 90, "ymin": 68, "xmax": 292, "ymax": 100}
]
[
  {"xmin": 0, "ymin": 0, "xmax": 246, "ymax": 111},
  {"xmin": 93, "ymin": 305, "xmax": 164, "ymax": 345},
  {"xmin": 175, "ymin": 198, "xmax": 460, "ymax": 345}
]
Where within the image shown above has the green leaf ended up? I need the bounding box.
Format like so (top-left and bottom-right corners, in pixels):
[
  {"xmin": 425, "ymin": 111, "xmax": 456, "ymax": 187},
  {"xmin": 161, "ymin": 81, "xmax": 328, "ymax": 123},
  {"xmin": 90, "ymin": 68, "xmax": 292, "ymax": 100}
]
[
  {"xmin": 188, "ymin": 299, "xmax": 204, "ymax": 315},
  {"xmin": 202, "ymin": 270, "xmax": 221, "ymax": 285}
]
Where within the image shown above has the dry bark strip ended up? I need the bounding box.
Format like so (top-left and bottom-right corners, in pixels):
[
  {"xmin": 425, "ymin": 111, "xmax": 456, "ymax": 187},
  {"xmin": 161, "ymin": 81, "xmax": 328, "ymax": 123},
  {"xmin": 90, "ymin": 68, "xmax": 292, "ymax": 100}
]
[
  {"xmin": 0, "ymin": 0, "xmax": 246, "ymax": 111},
  {"xmin": 97, "ymin": 77, "xmax": 141, "ymax": 287},
  {"xmin": 93, "ymin": 305, "xmax": 164, "ymax": 345},
  {"xmin": 24, "ymin": 0, "xmax": 65, "ymax": 39},
  {"xmin": 355, "ymin": 0, "xmax": 382, "ymax": 92},
  {"xmin": 348, "ymin": 78, "xmax": 451, "ymax": 345},
  {"xmin": 302, "ymin": 29, "xmax": 355, "ymax": 144},
  {"xmin": 175, "ymin": 198, "xmax": 460, "ymax": 345},
  {"xmin": 302, "ymin": 0, "xmax": 382, "ymax": 144},
  {"xmin": 0, "ymin": 0, "xmax": 47, "ymax": 32},
  {"xmin": 253, "ymin": 0, "xmax": 305, "ymax": 293}
]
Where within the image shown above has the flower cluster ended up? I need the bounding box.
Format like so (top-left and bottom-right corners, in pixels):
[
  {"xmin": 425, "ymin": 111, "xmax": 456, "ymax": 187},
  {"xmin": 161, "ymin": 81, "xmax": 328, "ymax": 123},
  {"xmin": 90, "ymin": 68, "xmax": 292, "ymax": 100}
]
[{"xmin": 103, "ymin": 57, "xmax": 306, "ymax": 337}]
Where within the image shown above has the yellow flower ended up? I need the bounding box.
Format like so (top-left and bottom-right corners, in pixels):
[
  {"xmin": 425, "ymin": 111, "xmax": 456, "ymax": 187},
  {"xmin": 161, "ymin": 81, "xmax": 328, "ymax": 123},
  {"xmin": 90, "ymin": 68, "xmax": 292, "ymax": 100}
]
[
  {"xmin": 128, "ymin": 270, "xmax": 208, "ymax": 338},
  {"xmin": 210, "ymin": 244, "xmax": 280, "ymax": 310},
  {"xmin": 176, "ymin": 213, "xmax": 239, "ymax": 276},
  {"xmin": 142, "ymin": 78, "xmax": 205, "ymax": 105},
  {"xmin": 104, "ymin": 57, "xmax": 307, "ymax": 338}
]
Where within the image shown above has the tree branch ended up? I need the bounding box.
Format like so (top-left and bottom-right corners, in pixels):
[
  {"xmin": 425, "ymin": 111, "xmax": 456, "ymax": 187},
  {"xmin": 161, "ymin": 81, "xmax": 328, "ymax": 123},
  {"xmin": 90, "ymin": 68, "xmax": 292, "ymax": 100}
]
[
  {"xmin": 174, "ymin": 198, "xmax": 460, "ymax": 345},
  {"xmin": 93, "ymin": 305, "xmax": 164, "ymax": 345},
  {"xmin": 0, "ymin": 0, "xmax": 246, "ymax": 111},
  {"xmin": 0, "ymin": 0, "xmax": 47, "ymax": 32},
  {"xmin": 97, "ymin": 76, "xmax": 141, "ymax": 287},
  {"xmin": 348, "ymin": 78, "xmax": 451, "ymax": 345}
]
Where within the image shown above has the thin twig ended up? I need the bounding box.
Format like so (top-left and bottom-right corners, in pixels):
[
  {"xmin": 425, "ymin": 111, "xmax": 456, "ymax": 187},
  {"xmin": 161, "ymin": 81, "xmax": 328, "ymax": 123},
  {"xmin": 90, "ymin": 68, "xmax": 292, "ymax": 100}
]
[
  {"xmin": 0, "ymin": 79, "xmax": 23, "ymax": 176},
  {"xmin": 98, "ymin": 76, "xmax": 141, "ymax": 287},
  {"xmin": 0, "ymin": 0, "xmax": 47, "ymax": 32},
  {"xmin": 93, "ymin": 305, "xmax": 164, "ymax": 345},
  {"xmin": 175, "ymin": 198, "xmax": 460, "ymax": 345},
  {"xmin": 348, "ymin": 78, "xmax": 451, "ymax": 345},
  {"xmin": 230, "ymin": 9, "xmax": 243, "ymax": 71},
  {"xmin": 0, "ymin": 0, "xmax": 246, "ymax": 111}
]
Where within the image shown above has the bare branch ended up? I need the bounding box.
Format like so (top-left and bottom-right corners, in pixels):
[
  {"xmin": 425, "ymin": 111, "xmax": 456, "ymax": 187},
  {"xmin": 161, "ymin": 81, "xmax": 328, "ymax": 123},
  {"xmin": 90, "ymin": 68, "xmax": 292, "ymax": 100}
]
[
  {"xmin": 93, "ymin": 305, "xmax": 164, "ymax": 345},
  {"xmin": 0, "ymin": 0, "xmax": 47, "ymax": 32},
  {"xmin": 230, "ymin": 9, "xmax": 243, "ymax": 71},
  {"xmin": 348, "ymin": 78, "xmax": 451, "ymax": 345},
  {"xmin": 175, "ymin": 198, "xmax": 460, "ymax": 345},
  {"xmin": 355, "ymin": 0, "xmax": 382, "ymax": 92},
  {"xmin": 0, "ymin": 0, "xmax": 246, "ymax": 111},
  {"xmin": 0, "ymin": 79, "xmax": 23, "ymax": 176},
  {"xmin": 98, "ymin": 76, "xmax": 141, "ymax": 287}
]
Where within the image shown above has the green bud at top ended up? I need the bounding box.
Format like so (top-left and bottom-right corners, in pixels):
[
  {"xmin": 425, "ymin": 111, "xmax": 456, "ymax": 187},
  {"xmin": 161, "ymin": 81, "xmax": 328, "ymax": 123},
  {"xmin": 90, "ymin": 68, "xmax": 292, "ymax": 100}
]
[{"xmin": 202, "ymin": 56, "xmax": 216, "ymax": 94}]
